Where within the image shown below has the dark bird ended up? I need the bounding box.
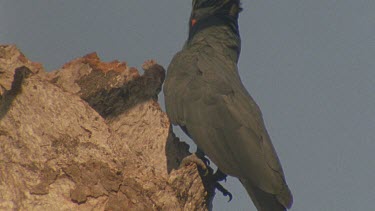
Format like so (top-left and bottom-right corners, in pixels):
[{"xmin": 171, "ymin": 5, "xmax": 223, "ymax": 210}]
[{"xmin": 163, "ymin": 0, "xmax": 293, "ymax": 210}]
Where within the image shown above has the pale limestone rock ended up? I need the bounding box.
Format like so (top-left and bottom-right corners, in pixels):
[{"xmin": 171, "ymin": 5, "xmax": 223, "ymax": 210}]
[{"xmin": 0, "ymin": 45, "xmax": 214, "ymax": 211}]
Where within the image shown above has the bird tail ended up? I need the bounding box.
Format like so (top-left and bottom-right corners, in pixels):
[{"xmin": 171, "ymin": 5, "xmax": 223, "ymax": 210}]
[{"xmin": 240, "ymin": 179, "xmax": 292, "ymax": 211}]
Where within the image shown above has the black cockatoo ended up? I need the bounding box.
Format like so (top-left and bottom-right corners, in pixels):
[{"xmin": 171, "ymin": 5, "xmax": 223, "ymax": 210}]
[{"xmin": 163, "ymin": 1, "xmax": 293, "ymax": 210}]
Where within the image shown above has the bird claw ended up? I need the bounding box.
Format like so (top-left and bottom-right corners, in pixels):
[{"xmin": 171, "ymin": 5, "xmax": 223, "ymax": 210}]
[
  {"xmin": 215, "ymin": 182, "xmax": 233, "ymax": 202},
  {"xmin": 212, "ymin": 169, "xmax": 228, "ymax": 182}
]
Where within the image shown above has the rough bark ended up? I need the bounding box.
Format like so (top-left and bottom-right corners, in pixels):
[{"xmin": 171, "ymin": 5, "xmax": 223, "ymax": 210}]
[{"xmin": 0, "ymin": 45, "xmax": 214, "ymax": 210}]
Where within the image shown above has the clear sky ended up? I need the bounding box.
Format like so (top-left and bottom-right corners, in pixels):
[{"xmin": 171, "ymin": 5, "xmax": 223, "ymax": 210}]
[{"xmin": 1, "ymin": 1, "xmax": 374, "ymax": 210}]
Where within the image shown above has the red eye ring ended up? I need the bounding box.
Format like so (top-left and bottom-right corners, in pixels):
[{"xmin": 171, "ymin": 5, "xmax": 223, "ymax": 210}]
[{"xmin": 191, "ymin": 19, "xmax": 197, "ymax": 26}]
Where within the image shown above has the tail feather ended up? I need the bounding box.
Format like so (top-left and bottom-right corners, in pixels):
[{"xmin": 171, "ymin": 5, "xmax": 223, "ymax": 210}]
[{"xmin": 240, "ymin": 179, "xmax": 292, "ymax": 211}]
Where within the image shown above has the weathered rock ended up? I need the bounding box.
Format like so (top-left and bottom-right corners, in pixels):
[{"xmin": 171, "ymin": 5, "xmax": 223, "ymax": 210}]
[{"xmin": 0, "ymin": 45, "xmax": 213, "ymax": 210}]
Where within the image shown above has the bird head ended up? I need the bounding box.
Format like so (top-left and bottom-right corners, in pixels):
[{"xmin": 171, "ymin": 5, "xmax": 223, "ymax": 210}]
[
  {"xmin": 187, "ymin": 0, "xmax": 242, "ymax": 42},
  {"xmin": 189, "ymin": 0, "xmax": 242, "ymax": 28}
]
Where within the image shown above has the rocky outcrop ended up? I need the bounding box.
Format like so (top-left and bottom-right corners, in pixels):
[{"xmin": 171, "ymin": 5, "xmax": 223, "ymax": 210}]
[{"xmin": 0, "ymin": 45, "xmax": 214, "ymax": 210}]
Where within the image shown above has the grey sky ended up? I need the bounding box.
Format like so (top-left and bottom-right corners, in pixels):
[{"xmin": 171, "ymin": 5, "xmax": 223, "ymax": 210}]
[{"xmin": 1, "ymin": 1, "xmax": 375, "ymax": 210}]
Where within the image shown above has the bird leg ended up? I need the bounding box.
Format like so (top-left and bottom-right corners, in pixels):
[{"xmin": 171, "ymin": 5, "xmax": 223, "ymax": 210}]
[
  {"xmin": 196, "ymin": 147, "xmax": 210, "ymax": 166},
  {"xmin": 179, "ymin": 127, "xmax": 210, "ymax": 166}
]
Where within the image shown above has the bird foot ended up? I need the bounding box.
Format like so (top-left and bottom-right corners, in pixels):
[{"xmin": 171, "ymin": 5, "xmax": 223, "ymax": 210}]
[
  {"xmin": 179, "ymin": 154, "xmax": 232, "ymax": 201},
  {"xmin": 211, "ymin": 170, "xmax": 232, "ymax": 201}
]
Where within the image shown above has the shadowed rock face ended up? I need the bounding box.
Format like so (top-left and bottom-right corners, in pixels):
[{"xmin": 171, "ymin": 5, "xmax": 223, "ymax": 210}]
[{"xmin": 0, "ymin": 45, "xmax": 214, "ymax": 211}]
